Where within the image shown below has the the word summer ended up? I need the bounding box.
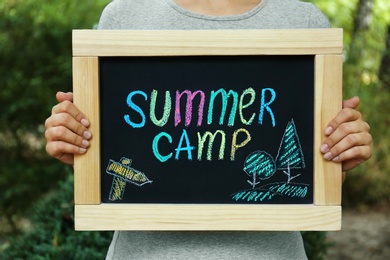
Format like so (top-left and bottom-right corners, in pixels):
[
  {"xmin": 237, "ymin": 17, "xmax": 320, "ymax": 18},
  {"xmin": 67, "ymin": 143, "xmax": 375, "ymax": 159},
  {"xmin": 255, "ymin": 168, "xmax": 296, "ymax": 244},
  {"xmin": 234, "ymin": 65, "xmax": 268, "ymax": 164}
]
[{"xmin": 124, "ymin": 87, "xmax": 277, "ymax": 162}]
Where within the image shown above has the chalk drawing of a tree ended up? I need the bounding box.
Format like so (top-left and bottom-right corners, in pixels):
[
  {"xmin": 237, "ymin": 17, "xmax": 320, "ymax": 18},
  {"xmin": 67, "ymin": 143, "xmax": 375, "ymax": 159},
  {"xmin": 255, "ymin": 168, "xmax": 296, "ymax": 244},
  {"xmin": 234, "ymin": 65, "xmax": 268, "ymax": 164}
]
[
  {"xmin": 275, "ymin": 119, "xmax": 305, "ymax": 183},
  {"xmin": 243, "ymin": 151, "xmax": 276, "ymax": 189}
]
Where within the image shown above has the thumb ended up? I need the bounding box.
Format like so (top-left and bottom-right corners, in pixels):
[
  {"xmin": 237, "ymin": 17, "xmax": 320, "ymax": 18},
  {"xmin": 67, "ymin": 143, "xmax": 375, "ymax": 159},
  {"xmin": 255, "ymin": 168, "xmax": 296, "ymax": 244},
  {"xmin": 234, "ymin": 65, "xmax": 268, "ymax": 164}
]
[
  {"xmin": 56, "ymin": 91, "xmax": 74, "ymax": 103},
  {"xmin": 343, "ymin": 96, "xmax": 360, "ymax": 109}
]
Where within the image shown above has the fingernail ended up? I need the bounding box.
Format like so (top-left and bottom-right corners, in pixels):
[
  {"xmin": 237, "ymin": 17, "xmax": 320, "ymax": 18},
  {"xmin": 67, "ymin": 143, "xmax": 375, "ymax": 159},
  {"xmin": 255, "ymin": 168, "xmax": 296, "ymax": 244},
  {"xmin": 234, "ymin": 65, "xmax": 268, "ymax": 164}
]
[
  {"xmin": 324, "ymin": 152, "xmax": 333, "ymax": 160},
  {"xmin": 325, "ymin": 126, "xmax": 333, "ymax": 136},
  {"xmin": 79, "ymin": 148, "xmax": 87, "ymax": 153},
  {"xmin": 332, "ymin": 156, "xmax": 340, "ymax": 162},
  {"xmin": 82, "ymin": 140, "xmax": 90, "ymax": 147},
  {"xmin": 320, "ymin": 144, "xmax": 329, "ymax": 153},
  {"xmin": 83, "ymin": 131, "xmax": 92, "ymax": 139},
  {"xmin": 81, "ymin": 118, "xmax": 89, "ymax": 127}
]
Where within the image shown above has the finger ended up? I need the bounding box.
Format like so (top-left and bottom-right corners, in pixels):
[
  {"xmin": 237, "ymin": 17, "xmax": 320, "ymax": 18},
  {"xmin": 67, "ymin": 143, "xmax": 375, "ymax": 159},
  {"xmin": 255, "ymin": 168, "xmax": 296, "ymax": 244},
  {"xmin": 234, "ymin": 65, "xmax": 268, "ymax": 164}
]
[
  {"xmin": 57, "ymin": 154, "xmax": 75, "ymax": 165},
  {"xmin": 342, "ymin": 96, "xmax": 360, "ymax": 109},
  {"xmin": 45, "ymin": 125, "xmax": 90, "ymax": 149},
  {"xmin": 56, "ymin": 91, "xmax": 74, "ymax": 103},
  {"xmin": 45, "ymin": 113, "xmax": 91, "ymax": 139},
  {"xmin": 55, "ymin": 92, "xmax": 89, "ymax": 126},
  {"xmin": 322, "ymin": 132, "xmax": 372, "ymax": 161},
  {"xmin": 51, "ymin": 100, "xmax": 89, "ymax": 127},
  {"xmin": 321, "ymin": 119, "xmax": 368, "ymax": 152},
  {"xmin": 324, "ymin": 108, "xmax": 362, "ymax": 136},
  {"xmin": 46, "ymin": 141, "xmax": 86, "ymax": 165},
  {"xmin": 337, "ymin": 146, "xmax": 373, "ymax": 172}
]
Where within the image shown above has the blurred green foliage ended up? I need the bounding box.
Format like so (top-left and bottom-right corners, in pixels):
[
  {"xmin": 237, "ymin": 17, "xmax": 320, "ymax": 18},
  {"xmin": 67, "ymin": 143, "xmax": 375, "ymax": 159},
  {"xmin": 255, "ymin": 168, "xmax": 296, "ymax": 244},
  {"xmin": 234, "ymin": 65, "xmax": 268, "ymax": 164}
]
[
  {"xmin": 0, "ymin": 0, "xmax": 389, "ymax": 258},
  {"xmin": 0, "ymin": 0, "xmax": 110, "ymax": 234},
  {"xmin": 311, "ymin": 0, "xmax": 390, "ymax": 207},
  {"xmin": 0, "ymin": 175, "xmax": 113, "ymax": 259},
  {"xmin": 302, "ymin": 231, "xmax": 334, "ymax": 260}
]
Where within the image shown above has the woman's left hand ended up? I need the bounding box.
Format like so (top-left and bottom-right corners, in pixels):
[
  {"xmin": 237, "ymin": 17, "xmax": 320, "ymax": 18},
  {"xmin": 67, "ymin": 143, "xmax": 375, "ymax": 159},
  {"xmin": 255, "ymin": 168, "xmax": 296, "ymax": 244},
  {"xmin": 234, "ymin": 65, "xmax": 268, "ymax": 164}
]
[{"xmin": 320, "ymin": 96, "xmax": 372, "ymax": 172}]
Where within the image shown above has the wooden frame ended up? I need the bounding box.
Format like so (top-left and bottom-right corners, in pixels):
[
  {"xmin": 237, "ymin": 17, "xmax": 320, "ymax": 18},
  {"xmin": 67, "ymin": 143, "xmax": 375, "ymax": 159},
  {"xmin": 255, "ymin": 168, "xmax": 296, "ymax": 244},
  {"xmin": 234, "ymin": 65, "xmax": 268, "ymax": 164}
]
[{"xmin": 73, "ymin": 29, "xmax": 343, "ymax": 231}]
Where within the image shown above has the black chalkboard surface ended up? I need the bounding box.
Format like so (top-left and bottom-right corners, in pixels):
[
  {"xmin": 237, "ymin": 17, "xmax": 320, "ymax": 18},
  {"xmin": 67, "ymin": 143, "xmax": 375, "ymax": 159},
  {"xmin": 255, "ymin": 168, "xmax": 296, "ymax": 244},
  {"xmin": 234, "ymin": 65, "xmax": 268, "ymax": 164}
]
[{"xmin": 100, "ymin": 55, "xmax": 314, "ymax": 204}]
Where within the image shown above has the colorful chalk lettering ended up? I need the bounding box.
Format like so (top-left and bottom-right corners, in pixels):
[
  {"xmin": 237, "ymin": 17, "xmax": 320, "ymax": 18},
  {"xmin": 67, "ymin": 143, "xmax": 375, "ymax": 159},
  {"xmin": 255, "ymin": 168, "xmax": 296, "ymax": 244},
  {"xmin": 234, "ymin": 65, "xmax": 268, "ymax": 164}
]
[
  {"xmin": 259, "ymin": 88, "xmax": 276, "ymax": 127},
  {"xmin": 123, "ymin": 87, "xmax": 276, "ymax": 129},
  {"xmin": 197, "ymin": 130, "xmax": 226, "ymax": 161},
  {"xmin": 150, "ymin": 90, "xmax": 171, "ymax": 127},
  {"xmin": 124, "ymin": 87, "xmax": 275, "ymax": 163},
  {"xmin": 175, "ymin": 129, "xmax": 195, "ymax": 160},
  {"xmin": 152, "ymin": 132, "xmax": 173, "ymax": 162},
  {"xmin": 124, "ymin": 90, "xmax": 148, "ymax": 128},
  {"xmin": 207, "ymin": 89, "xmax": 238, "ymax": 126},
  {"xmin": 175, "ymin": 90, "xmax": 205, "ymax": 127},
  {"xmin": 239, "ymin": 87, "xmax": 256, "ymax": 125}
]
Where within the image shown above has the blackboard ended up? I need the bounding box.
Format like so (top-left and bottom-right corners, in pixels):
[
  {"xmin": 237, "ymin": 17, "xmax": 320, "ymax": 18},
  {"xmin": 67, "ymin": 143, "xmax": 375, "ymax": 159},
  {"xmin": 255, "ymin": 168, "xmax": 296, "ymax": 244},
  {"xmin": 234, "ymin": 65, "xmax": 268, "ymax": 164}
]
[
  {"xmin": 100, "ymin": 55, "xmax": 314, "ymax": 204},
  {"xmin": 72, "ymin": 29, "xmax": 343, "ymax": 231}
]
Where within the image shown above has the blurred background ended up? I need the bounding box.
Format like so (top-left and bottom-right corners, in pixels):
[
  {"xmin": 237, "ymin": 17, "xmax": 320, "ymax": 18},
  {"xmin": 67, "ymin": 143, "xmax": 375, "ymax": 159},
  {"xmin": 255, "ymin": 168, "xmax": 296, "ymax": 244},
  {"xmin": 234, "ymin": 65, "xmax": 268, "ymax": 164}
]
[{"xmin": 0, "ymin": 0, "xmax": 389, "ymax": 259}]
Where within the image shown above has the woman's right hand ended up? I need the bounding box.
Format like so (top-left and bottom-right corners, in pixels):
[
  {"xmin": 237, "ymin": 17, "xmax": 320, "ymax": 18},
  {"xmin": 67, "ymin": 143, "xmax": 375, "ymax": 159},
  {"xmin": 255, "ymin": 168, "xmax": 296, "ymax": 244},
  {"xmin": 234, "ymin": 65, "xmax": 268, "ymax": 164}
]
[{"xmin": 45, "ymin": 92, "xmax": 92, "ymax": 165}]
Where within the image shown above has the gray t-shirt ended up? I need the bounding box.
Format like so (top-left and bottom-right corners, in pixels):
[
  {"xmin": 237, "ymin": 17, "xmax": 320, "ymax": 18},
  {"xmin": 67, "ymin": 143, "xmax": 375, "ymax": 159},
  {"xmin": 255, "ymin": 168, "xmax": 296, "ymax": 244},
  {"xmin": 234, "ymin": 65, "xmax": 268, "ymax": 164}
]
[
  {"xmin": 99, "ymin": 0, "xmax": 330, "ymax": 259},
  {"xmin": 98, "ymin": 0, "xmax": 330, "ymax": 30}
]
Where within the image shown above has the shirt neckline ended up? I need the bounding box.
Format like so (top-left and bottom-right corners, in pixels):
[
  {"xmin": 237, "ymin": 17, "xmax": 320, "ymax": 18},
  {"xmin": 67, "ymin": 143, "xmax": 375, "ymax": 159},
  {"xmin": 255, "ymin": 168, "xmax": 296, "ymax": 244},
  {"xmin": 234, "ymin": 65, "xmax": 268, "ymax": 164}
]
[{"xmin": 166, "ymin": 0, "xmax": 268, "ymax": 21}]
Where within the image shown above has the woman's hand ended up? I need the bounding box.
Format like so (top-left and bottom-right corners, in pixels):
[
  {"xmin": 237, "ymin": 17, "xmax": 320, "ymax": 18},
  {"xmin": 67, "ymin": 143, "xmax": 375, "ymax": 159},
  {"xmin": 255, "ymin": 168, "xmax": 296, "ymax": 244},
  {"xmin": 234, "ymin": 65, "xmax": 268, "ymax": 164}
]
[
  {"xmin": 45, "ymin": 92, "xmax": 92, "ymax": 165},
  {"xmin": 321, "ymin": 96, "xmax": 372, "ymax": 172}
]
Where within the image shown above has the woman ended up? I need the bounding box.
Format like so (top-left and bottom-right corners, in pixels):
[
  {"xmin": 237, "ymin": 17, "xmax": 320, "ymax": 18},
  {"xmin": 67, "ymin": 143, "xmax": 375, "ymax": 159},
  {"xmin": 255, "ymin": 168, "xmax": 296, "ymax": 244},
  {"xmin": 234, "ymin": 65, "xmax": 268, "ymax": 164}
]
[{"xmin": 45, "ymin": 1, "xmax": 372, "ymax": 259}]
